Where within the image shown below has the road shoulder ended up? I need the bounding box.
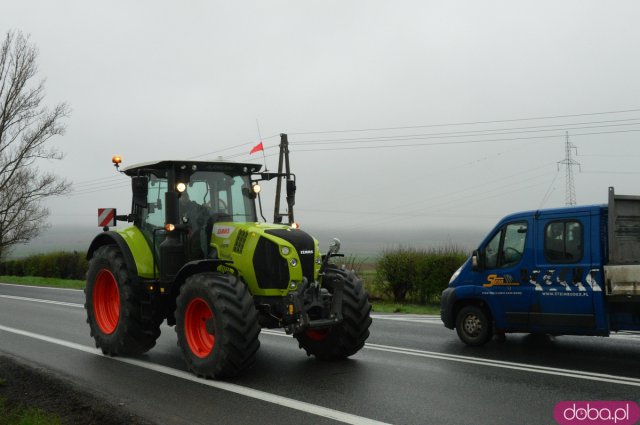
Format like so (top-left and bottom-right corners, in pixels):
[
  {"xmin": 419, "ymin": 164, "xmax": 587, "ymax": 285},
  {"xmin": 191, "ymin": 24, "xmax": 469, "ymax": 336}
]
[{"xmin": 0, "ymin": 353, "xmax": 155, "ymax": 425}]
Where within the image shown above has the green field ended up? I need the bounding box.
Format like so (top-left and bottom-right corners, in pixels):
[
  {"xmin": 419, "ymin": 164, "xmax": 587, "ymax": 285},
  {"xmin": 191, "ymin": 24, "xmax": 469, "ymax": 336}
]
[
  {"xmin": 0, "ymin": 275, "xmax": 438, "ymax": 315},
  {"xmin": 0, "ymin": 276, "xmax": 85, "ymax": 290}
]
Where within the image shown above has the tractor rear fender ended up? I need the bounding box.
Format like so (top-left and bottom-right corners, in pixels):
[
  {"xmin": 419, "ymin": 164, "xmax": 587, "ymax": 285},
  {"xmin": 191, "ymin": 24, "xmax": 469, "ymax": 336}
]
[
  {"xmin": 87, "ymin": 227, "xmax": 155, "ymax": 279},
  {"xmin": 87, "ymin": 231, "xmax": 139, "ymax": 283}
]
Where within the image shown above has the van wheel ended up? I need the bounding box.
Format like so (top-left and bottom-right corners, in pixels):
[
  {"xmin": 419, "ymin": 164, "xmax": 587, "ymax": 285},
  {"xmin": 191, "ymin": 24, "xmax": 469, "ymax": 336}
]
[{"xmin": 455, "ymin": 305, "xmax": 493, "ymax": 346}]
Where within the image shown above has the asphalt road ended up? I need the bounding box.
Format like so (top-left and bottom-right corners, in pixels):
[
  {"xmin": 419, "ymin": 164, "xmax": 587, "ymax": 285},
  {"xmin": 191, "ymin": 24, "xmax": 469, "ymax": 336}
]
[{"xmin": 1, "ymin": 282, "xmax": 639, "ymax": 425}]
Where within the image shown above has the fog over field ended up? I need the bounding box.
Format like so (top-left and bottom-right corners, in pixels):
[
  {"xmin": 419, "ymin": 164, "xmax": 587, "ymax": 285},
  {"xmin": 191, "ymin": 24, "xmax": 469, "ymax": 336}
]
[
  {"xmin": 4, "ymin": 1, "xmax": 640, "ymax": 261},
  {"xmin": 9, "ymin": 223, "xmax": 487, "ymax": 260}
]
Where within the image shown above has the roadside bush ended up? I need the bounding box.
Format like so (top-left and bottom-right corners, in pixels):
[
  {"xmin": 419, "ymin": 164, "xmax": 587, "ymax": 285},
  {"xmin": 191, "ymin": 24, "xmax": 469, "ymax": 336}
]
[
  {"xmin": 375, "ymin": 247, "xmax": 422, "ymax": 302},
  {"xmin": 376, "ymin": 246, "xmax": 467, "ymax": 303},
  {"xmin": 0, "ymin": 251, "xmax": 87, "ymax": 280},
  {"xmin": 329, "ymin": 254, "xmax": 368, "ymax": 275}
]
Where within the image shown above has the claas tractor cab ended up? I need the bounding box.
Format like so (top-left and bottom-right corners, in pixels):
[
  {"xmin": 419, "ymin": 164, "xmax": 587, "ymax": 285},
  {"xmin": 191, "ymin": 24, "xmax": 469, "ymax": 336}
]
[{"xmin": 85, "ymin": 135, "xmax": 372, "ymax": 379}]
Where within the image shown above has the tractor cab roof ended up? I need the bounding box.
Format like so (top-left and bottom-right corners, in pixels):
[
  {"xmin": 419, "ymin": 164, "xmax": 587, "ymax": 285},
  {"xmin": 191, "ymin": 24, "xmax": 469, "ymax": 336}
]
[{"xmin": 121, "ymin": 160, "xmax": 262, "ymax": 177}]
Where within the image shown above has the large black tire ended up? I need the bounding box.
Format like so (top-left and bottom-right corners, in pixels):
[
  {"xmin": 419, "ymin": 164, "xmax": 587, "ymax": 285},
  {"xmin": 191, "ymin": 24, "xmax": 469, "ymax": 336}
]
[
  {"xmin": 455, "ymin": 305, "xmax": 493, "ymax": 346},
  {"xmin": 175, "ymin": 272, "xmax": 260, "ymax": 379},
  {"xmin": 85, "ymin": 245, "xmax": 162, "ymax": 356},
  {"xmin": 295, "ymin": 268, "xmax": 372, "ymax": 360}
]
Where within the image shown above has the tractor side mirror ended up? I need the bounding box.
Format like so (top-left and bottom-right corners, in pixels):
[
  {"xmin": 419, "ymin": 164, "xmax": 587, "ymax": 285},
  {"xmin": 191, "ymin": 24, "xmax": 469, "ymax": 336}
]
[
  {"xmin": 132, "ymin": 176, "xmax": 149, "ymax": 208},
  {"xmin": 286, "ymin": 179, "xmax": 296, "ymax": 206},
  {"xmin": 165, "ymin": 191, "xmax": 180, "ymax": 228},
  {"xmin": 328, "ymin": 238, "xmax": 341, "ymax": 255}
]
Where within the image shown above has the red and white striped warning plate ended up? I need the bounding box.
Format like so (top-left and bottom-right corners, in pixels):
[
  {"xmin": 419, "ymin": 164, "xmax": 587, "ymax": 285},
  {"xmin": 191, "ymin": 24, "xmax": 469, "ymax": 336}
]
[{"xmin": 98, "ymin": 208, "xmax": 116, "ymax": 227}]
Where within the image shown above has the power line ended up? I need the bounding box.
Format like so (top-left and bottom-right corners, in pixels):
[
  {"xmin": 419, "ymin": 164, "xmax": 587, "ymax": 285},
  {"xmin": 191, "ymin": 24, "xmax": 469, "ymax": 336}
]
[
  {"xmin": 63, "ymin": 110, "xmax": 640, "ymax": 197},
  {"xmin": 290, "ymin": 128, "xmax": 640, "ymax": 153},
  {"xmin": 288, "ymin": 108, "xmax": 640, "ymax": 135},
  {"xmin": 583, "ymin": 170, "xmax": 640, "ymax": 175},
  {"xmin": 290, "ymin": 118, "xmax": 640, "ymax": 145},
  {"xmin": 313, "ymin": 163, "xmax": 557, "ymax": 229},
  {"xmin": 187, "ymin": 134, "xmax": 279, "ymax": 160}
]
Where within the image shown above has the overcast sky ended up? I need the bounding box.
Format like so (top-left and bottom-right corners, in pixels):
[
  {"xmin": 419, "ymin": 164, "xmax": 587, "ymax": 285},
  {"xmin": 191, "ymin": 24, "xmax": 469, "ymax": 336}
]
[{"xmin": 3, "ymin": 1, "xmax": 640, "ymax": 251}]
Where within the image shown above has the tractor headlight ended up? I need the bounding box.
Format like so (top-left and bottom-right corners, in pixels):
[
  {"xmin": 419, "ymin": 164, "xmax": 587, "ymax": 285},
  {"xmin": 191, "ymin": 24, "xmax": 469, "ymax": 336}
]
[
  {"xmin": 281, "ymin": 246, "xmax": 290, "ymax": 256},
  {"xmin": 290, "ymin": 258, "xmax": 298, "ymax": 267},
  {"xmin": 176, "ymin": 182, "xmax": 187, "ymax": 193}
]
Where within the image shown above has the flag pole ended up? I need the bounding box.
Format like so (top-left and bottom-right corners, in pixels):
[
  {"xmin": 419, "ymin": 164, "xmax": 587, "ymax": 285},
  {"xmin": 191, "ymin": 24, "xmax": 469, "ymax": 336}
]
[{"xmin": 256, "ymin": 119, "xmax": 268, "ymax": 171}]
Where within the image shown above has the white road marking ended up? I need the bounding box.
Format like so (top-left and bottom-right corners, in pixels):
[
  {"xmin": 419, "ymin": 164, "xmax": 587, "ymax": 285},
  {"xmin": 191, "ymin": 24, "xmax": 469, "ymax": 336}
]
[
  {"xmin": 261, "ymin": 330, "xmax": 640, "ymax": 387},
  {"xmin": 0, "ymin": 294, "xmax": 83, "ymax": 308},
  {"xmin": 3, "ymin": 287, "xmax": 640, "ymax": 388},
  {"xmin": 0, "ymin": 324, "xmax": 390, "ymax": 425},
  {"xmin": 0, "ymin": 282, "xmax": 83, "ymax": 292},
  {"xmin": 371, "ymin": 314, "xmax": 441, "ymax": 324}
]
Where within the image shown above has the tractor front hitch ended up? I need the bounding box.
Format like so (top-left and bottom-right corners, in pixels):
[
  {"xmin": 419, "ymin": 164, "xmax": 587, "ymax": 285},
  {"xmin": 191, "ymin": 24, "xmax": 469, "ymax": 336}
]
[{"xmin": 283, "ymin": 276, "xmax": 344, "ymax": 335}]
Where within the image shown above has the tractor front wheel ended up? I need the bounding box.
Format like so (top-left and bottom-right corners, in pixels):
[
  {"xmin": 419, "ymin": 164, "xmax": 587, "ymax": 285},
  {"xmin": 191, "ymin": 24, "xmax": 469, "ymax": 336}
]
[
  {"xmin": 295, "ymin": 268, "xmax": 372, "ymax": 360},
  {"xmin": 85, "ymin": 245, "xmax": 162, "ymax": 356},
  {"xmin": 175, "ymin": 273, "xmax": 260, "ymax": 379}
]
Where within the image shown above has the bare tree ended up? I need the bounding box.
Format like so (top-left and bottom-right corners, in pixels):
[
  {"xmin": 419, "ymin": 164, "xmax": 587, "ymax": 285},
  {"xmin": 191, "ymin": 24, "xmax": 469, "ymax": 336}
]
[{"xmin": 0, "ymin": 30, "xmax": 71, "ymax": 260}]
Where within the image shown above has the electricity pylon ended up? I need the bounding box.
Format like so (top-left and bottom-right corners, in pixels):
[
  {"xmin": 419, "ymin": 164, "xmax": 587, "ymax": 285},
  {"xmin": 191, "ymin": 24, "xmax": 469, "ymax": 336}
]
[{"xmin": 557, "ymin": 131, "xmax": 581, "ymax": 206}]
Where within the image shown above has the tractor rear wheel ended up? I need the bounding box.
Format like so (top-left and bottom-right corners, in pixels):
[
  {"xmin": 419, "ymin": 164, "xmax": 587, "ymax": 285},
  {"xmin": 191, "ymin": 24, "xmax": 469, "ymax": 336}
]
[
  {"xmin": 85, "ymin": 245, "xmax": 162, "ymax": 355},
  {"xmin": 295, "ymin": 267, "xmax": 372, "ymax": 360},
  {"xmin": 175, "ymin": 272, "xmax": 260, "ymax": 379}
]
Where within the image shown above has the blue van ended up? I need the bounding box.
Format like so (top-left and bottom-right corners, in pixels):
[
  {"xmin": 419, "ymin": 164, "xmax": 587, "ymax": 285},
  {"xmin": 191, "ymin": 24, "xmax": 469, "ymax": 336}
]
[{"xmin": 441, "ymin": 187, "xmax": 640, "ymax": 345}]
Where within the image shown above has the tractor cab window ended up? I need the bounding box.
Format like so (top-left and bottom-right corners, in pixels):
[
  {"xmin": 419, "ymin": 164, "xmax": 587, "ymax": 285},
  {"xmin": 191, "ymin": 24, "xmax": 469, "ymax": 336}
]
[
  {"xmin": 179, "ymin": 171, "xmax": 256, "ymax": 224},
  {"xmin": 143, "ymin": 175, "xmax": 167, "ymax": 230},
  {"xmin": 178, "ymin": 171, "xmax": 257, "ymax": 259},
  {"xmin": 137, "ymin": 170, "xmax": 257, "ymax": 258},
  {"xmin": 484, "ymin": 221, "xmax": 527, "ymax": 269}
]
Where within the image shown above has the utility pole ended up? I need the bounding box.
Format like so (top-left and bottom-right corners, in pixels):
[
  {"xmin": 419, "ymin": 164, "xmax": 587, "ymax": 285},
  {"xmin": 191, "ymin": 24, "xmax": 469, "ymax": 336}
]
[
  {"xmin": 557, "ymin": 131, "xmax": 581, "ymax": 206},
  {"xmin": 273, "ymin": 133, "xmax": 296, "ymax": 224}
]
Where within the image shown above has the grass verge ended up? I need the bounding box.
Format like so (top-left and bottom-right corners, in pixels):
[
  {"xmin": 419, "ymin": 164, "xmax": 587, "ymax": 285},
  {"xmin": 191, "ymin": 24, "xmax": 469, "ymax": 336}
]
[
  {"xmin": 0, "ymin": 275, "xmax": 438, "ymax": 315},
  {"xmin": 0, "ymin": 397, "xmax": 61, "ymax": 425},
  {"xmin": 0, "ymin": 275, "xmax": 85, "ymax": 290},
  {"xmin": 370, "ymin": 301, "xmax": 439, "ymax": 315}
]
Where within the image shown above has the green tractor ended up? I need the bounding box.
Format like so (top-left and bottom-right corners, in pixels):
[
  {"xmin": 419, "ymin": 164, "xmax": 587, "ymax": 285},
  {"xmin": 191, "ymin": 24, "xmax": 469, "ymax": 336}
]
[{"xmin": 84, "ymin": 136, "xmax": 372, "ymax": 379}]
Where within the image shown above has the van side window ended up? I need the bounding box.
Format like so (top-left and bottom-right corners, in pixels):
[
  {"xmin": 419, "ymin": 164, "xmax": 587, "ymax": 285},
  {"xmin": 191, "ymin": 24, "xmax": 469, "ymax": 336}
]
[
  {"xmin": 485, "ymin": 222, "xmax": 527, "ymax": 269},
  {"xmin": 544, "ymin": 220, "xmax": 583, "ymax": 263}
]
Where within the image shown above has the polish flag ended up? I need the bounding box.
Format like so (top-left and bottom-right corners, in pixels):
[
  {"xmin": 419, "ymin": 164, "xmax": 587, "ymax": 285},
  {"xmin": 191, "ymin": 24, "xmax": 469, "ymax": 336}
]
[{"xmin": 250, "ymin": 141, "xmax": 264, "ymax": 154}]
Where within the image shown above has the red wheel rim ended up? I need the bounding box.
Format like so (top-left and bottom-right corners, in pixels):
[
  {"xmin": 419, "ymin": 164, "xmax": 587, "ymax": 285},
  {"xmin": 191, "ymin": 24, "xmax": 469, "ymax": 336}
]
[
  {"xmin": 306, "ymin": 328, "xmax": 330, "ymax": 341},
  {"xmin": 93, "ymin": 269, "xmax": 120, "ymax": 335},
  {"xmin": 185, "ymin": 297, "xmax": 215, "ymax": 358}
]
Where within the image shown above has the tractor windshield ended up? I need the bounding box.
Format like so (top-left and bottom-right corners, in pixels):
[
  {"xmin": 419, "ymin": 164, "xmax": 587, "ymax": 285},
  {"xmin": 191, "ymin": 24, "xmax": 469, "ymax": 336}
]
[
  {"xmin": 140, "ymin": 171, "xmax": 257, "ymax": 237},
  {"xmin": 179, "ymin": 171, "xmax": 257, "ymax": 223}
]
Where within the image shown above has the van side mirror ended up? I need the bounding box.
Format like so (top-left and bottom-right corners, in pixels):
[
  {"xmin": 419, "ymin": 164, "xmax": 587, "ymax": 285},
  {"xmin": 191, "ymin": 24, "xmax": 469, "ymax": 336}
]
[
  {"xmin": 471, "ymin": 249, "xmax": 482, "ymax": 272},
  {"xmin": 132, "ymin": 176, "xmax": 149, "ymax": 208}
]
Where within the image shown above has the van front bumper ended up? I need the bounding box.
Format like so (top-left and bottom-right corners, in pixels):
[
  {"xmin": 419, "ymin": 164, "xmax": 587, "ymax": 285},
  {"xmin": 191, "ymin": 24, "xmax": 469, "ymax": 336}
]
[{"xmin": 440, "ymin": 287, "xmax": 457, "ymax": 329}]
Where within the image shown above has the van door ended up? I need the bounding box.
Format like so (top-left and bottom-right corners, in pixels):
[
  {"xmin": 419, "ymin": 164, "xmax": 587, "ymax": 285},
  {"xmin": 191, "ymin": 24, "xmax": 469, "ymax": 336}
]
[
  {"xmin": 531, "ymin": 213, "xmax": 597, "ymax": 333},
  {"xmin": 479, "ymin": 220, "xmax": 534, "ymax": 331}
]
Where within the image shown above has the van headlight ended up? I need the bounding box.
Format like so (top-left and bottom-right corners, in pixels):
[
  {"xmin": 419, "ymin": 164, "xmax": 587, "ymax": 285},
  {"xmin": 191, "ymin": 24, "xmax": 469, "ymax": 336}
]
[{"xmin": 449, "ymin": 265, "xmax": 463, "ymax": 284}]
